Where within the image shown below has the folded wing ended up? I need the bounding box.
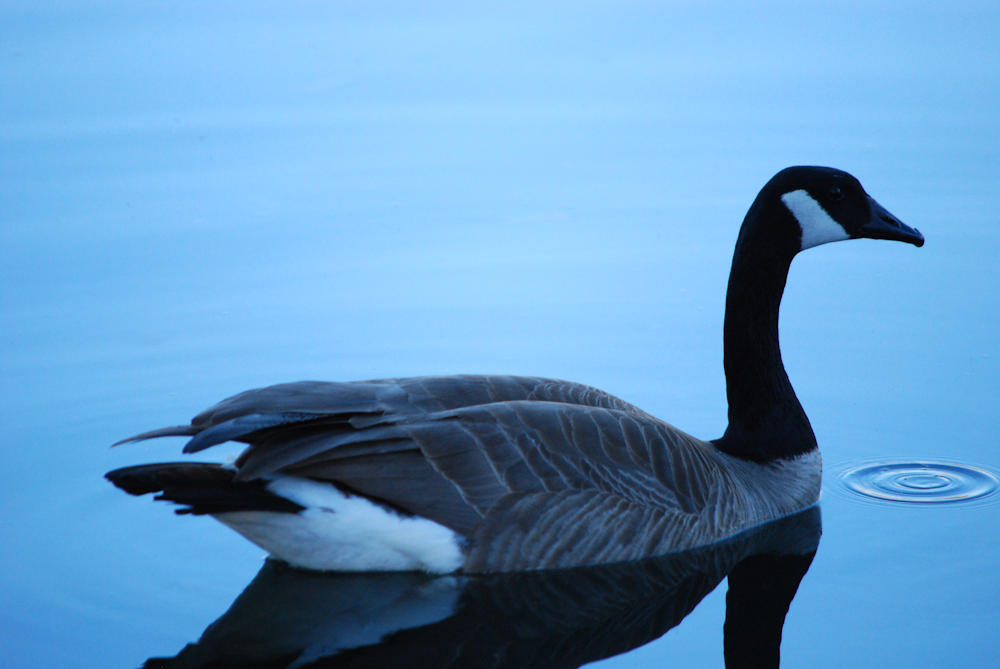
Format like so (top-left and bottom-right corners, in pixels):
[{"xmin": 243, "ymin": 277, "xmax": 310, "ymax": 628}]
[{"xmin": 113, "ymin": 375, "xmax": 736, "ymax": 571}]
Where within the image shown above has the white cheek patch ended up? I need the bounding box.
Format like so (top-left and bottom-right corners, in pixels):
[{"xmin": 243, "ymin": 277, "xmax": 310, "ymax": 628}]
[{"xmin": 781, "ymin": 189, "xmax": 850, "ymax": 250}]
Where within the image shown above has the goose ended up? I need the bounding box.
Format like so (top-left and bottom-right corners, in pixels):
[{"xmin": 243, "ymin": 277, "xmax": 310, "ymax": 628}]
[{"xmin": 106, "ymin": 166, "xmax": 924, "ymax": 574}]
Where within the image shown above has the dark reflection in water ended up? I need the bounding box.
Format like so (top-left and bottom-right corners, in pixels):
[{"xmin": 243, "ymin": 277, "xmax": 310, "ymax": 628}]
[{"xmin": 143, "ymin": 507, "xmax": 819, "ymax": 669}]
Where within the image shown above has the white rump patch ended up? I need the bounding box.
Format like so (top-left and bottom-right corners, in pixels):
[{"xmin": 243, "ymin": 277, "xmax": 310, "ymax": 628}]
[
  {"xmin": 214, "ymin": 476, "xmax": 465, "ymax": 573},
  {"xmin": 781, "ymin": 189, "xmax": 849, "ymax": 250}
]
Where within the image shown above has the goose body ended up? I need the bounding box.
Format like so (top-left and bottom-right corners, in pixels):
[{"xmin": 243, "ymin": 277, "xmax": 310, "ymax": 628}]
[{"xmin": 107, "ymin": 166, "xmax": 923, "ymax": 573}]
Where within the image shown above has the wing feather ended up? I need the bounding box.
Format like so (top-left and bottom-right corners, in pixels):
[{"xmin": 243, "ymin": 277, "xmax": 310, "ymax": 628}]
[{"xmin": 175, "ymin": 375, "xmax": 652, "ymax": 431}]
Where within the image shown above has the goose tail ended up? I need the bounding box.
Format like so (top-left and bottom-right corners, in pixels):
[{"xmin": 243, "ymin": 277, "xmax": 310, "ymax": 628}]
[{"xmin": 104, "ymin": 463, "xmax": 305, "ymax": 515}]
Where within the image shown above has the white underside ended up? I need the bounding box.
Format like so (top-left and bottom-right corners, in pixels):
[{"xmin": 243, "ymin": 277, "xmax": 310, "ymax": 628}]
[
  {"xmin": 782, "ymin": 189, "xmax": 850, "ymax": 250},
  {"xmin": 213, "ymin": 476, "xmax": 465, "ymax": 573}
]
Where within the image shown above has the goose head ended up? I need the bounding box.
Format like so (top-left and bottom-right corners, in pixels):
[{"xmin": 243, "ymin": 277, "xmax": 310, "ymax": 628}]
[
  {"xmin": 771, "ymin": 166, "xmax": 924, "ymax": 253},
  {"xmin": 717, "ymin": 166, "xmax": 924, "ymax": 463}
]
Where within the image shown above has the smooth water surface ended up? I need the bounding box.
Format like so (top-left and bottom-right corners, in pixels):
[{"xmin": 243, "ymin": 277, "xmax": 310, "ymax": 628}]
[{"xmin": 2, "ymin": 2, "xmax": 998, "ymax": 667}]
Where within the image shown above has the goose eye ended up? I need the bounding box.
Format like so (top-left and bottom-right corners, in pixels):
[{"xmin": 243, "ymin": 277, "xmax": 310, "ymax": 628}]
[{"xmin": 828, "ymin": 186, "xmax": 844, "ymax": 201}]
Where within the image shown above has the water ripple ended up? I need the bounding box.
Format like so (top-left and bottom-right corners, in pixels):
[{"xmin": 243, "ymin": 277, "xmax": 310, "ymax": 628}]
[{"xmin": 839, "ymin": 461, "xmax": 1000, "ymax": 505}]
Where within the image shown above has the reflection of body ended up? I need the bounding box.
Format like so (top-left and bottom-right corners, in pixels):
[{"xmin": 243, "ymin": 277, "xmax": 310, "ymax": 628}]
[
  {"xmin": 109, "ymin": 168, "xmax": 921, "ymax": 573},
  {"xmin": 145, "ymin": 507, "xmax": 820, "ymax": 669}
]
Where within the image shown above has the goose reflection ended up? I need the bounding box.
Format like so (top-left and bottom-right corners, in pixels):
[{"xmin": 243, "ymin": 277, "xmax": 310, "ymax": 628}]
[{"xmin": 142, "ymin": 506, "xmax": 819, "ymax": 669}]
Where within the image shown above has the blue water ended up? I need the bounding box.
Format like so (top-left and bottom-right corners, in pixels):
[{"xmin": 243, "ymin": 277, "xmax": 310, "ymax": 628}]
[{"xmin": 2, "ymin": 2, "xmax": 998, "ymax": 667}]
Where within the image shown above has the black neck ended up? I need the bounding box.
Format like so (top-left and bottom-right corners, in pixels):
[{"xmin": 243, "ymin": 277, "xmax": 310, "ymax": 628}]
[{"xmin": 712, "ymin": 198, "xmax": 817, "ymax": 462}]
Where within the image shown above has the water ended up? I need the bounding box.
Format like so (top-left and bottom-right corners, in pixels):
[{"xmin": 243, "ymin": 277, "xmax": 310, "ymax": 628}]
[
  {"xmin": 139, "ymin": 509, "xmax": 823, "ymax": 668},
  {"xmin": 839, "ymin": 461, "xmax": 1000, "ymax": 505},
  {"xmin": 2, "ymin": 2, "xmax": 998, "ymax": 667}
]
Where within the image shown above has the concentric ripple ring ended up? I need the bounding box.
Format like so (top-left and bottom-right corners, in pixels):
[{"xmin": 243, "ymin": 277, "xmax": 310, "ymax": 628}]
[{"xmin": 839, "ymin": 462, "xmax": 1000, "ymax": 504}]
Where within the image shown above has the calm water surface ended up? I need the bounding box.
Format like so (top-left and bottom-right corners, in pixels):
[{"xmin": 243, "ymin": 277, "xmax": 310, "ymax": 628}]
[{"xmin": 2, "ymin": 2, "xmax": 998, "ymax": 667}]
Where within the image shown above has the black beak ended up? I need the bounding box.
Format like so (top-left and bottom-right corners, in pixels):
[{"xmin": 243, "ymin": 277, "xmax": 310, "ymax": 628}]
[{"xmin": 860, "ymin": 196, "xmax": 924, "ymax": 247}]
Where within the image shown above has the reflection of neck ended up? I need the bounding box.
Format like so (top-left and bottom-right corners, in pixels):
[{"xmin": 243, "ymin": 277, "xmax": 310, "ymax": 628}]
[
  {"xmin": 723, "ymin": 551, "xmax": 816, "ymax": 669},
  {"xmin": 713, "ymin": 202, "xmax": 817, "ymax": 462}
]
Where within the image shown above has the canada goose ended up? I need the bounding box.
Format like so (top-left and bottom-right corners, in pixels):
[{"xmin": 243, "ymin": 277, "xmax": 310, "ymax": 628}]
[{"xmin": 107, "ymin": 166, "xmax": 923, "ymax": 574}]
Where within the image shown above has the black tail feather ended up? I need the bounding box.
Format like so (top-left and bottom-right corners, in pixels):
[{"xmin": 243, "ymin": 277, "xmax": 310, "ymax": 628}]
[{"xmin": 105, "ymin": 463, "xmax": 305, "ymax": 516}]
